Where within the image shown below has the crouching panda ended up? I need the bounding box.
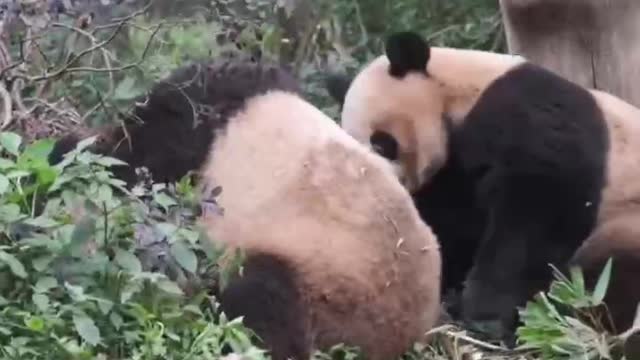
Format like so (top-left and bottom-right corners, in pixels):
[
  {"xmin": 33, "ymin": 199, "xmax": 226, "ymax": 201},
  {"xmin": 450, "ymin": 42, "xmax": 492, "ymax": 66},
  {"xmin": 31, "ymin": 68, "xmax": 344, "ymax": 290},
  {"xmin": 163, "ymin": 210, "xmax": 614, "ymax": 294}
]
[
  {"xmin": 49, "ymin": 56, "xmax": 442, "ymax": 360},
  {"xmin": 328, "ymin": 31, "xmax": 640, "ymax": 342}
]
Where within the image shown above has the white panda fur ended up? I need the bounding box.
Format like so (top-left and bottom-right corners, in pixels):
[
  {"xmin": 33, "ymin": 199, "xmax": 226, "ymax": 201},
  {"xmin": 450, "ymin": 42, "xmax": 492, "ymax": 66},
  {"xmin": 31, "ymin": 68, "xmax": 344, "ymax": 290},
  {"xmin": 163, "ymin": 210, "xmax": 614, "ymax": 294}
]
[
  {"xmin": 329, "ymin": 31, "xmax": 640, "ymax": 342},
  {"xmin": 199, "ymin": 89, "xmax": 441, "ymax": 360}
]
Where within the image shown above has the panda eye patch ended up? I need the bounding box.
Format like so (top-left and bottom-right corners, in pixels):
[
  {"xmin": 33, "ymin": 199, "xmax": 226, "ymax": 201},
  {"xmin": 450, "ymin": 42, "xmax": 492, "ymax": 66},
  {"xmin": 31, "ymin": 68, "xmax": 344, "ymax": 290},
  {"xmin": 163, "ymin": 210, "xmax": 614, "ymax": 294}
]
[{"xmin": 370, "ymin": 130, "xmax": 399, "ymax": 161}]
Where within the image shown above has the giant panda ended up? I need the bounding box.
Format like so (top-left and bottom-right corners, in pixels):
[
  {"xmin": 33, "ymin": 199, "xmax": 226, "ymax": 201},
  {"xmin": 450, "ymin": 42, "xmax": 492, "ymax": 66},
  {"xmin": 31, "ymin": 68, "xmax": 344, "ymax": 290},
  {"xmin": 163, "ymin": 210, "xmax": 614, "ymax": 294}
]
[
  {"xmin": 328, "ymin": 31, "xmax": 640, "ymax": 342},
  {"xmin": 49, "ymin": 56, "xmax": 443, "ymax": 360}
]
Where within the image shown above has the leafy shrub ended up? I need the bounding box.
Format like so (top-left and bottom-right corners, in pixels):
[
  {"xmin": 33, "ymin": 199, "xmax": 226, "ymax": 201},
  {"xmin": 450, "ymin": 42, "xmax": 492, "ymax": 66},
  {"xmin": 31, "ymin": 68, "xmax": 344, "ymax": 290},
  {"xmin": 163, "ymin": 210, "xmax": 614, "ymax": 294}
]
[
  {"xmin": 0, "ymin": 131, "xmax": 268, "ymax": 359},
  {"xmin": 516, "ymin": 259, "xmax": 631, "ymax": 360}
]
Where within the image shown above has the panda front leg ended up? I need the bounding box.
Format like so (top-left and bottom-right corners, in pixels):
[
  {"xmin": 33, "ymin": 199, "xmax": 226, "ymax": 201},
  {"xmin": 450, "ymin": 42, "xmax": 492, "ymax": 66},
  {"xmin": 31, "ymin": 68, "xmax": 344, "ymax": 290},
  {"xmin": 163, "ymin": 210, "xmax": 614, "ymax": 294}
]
[{"xmin": 460, "ymin": 170, "xmax": 598, "ymax": 345}]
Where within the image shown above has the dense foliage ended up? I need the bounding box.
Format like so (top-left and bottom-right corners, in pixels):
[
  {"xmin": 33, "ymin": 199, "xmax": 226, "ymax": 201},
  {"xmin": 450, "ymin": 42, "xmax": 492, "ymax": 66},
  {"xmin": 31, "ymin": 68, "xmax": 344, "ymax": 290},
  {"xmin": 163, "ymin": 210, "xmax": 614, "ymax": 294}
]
[
  {"xmin": 0, "ymin": 0, "xmax": 636, "ymax": 359},
  {"xmin": 0, "ymin": 132, "xmax": 269, "ymax": 359}
]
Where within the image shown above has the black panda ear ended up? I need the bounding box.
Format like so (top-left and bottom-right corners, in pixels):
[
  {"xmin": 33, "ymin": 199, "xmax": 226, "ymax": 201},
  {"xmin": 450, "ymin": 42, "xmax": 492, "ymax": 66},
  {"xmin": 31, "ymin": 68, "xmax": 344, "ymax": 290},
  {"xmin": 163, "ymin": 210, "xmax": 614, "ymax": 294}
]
[
  {"xmin": 385, "ymin": 32, "xmax": 430, "ymax": 78},
  {"xmin": 324, "ymin": 72, "xmax": 352, "ymax": 107}
]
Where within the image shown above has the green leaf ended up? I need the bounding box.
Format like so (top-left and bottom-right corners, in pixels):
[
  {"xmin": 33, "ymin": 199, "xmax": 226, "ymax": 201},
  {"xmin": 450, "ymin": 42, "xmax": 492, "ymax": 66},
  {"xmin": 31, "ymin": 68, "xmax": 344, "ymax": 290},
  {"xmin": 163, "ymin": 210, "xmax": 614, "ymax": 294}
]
[
  {"xmin": 0, "ymin": 174, "xmax": 9, "ymax": 194},
  {"xmin": 69, "ymin": 216, "xmax": 96, "ymax": 254},
  {"xmin": 0, "ymin": 158, "xmax": 15, "ymax": 169},
  {"xmin": 110, "ymin": 312, "xmax": 124, "ymax": 330},
  {"xmin": 25, "ymin": 316, "xmax": 45, "ymax": 331},
  {"xmin": 24, "ymin": 216, "xmax": 59, "ymax": 228},
  {"xmin": 261, "ymin": 26, "xmax": 283, "ymax": 54},
  {"xmin": 97, "ymin": 184, "xmax": 113, "ymax": 203},
  {"xmin": 0, "ymin": 132, "xmax": 22, "ymax": 155},
  {"xmin": 157, "ymin": 279, "xmax": 184, "ymax": 296},
  {"xmin": 178, "ymin": 229, "xmax": 199, "ymax": 244},
  {"xmin": 65, "ymin": 282, "xmax": 87, "ymax": 302},
  {"xmin": 183, "ymin": 304, "xmax": 203, "ymax": 316},
  {"xmin": 0, "ymin": 251, "xmax": 27, "ymax": 278},
  {"xmin": 34, "ymin": 276, "xmax": 58, "ymax": 293},
  {"xmin": 592, "ymin": 257, "xmax": 613, "ymax": 305},
  {"xmin": 548, "ymin": 280, "xmax": 578, "ymax": 306},
  {"xmin": 569, "ymin": 266, "xmax": 585, "ymax": 296},
  {"xmin": 76, "ymin": 152, "xmax": 97, "ymax": 165},
  {"xmin": 170, "ymin": 241, "xmax": 198, "ymax": 274},
  {"xmin": 21, "ymin": 138, "xmax": 54, "ymax": 160},
  {"xmin": 34, "ymin": 167, "xmax": 58, "ymax": 188},
  {"xmin": 5, "ymin": 169, "xmax": 30, "ymax": 179},
  {"xmin": 73, "ymin": 314, "xmax": 101, "ymax": 346},
  {"xmin": 96, "ymin": 298, "xmax": 114, "ymax": 315},
  {"xmin": 0, "ymin": 204, "xmax": 22, "ymax": 222},
  {"xmin": 113, "ymin": 76, "xmax": 139, "ymax": 100},
  {"xmin": 75, "ymin": 136, "xmax": 98, "ymax": 153},
  {"xmin": 32, "ymin": 255, "xmax": 54, "ymax": 272},
  {"xmin": 48, "ymin": 173, "xmax": 74, "ymax": 192},
  {"xmin": 120, "ymin": 281, "xmax": 142, "ymax": 303},
  {"xmin": 32, "ymin": 293, "xmax": 50, "ymax": 312},
  {"xmin": 153, "ymin": 192, "xmax": 177, "ymax": 211},
  {"xmin": 95, "ymin": 156, "xmax": 128, "ymax": 167},
  {"xmin": 114, "ymin": 248, "xmax": 142, "ymax": 274},
  {"xmin": 156, "ymin": 222, "xmax": 178, "ymax": 238}
]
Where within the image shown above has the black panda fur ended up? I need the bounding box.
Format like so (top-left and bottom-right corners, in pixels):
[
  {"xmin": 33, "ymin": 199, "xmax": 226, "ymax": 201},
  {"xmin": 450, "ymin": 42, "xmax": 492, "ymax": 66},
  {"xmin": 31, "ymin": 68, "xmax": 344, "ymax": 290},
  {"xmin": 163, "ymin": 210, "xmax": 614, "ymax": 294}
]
[
  {"xmin": 328, "ymin": 31, "xmax": 640, "ymax": 342},
  {"xmin": 49, "ymin": 54, "xmax": 300, "ymax": 187}
]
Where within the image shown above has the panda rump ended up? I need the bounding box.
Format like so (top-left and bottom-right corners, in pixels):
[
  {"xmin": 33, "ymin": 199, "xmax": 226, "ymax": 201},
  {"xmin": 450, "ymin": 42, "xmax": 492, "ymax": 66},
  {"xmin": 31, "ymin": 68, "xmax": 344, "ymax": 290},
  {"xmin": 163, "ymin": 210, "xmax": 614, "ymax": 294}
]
[
  {"xmin": 199, "ymin": 84, "xmax": 442, "ymax": 360},
  {"xmin": 49, "ymin": 57, "xmax": 443, "ymax": 360}
]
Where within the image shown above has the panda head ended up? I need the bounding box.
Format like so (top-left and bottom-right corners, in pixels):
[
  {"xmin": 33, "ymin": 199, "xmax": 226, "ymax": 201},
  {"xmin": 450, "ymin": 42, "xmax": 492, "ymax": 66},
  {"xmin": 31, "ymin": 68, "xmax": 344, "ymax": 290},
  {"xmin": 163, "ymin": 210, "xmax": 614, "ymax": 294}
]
[
  {"xmin": 337, "ymin": 32, "xmax": 443, "ymax": 192},
  {"xmin": 334, "ymin": 31, "xmax": 524, "ymax": 192}
]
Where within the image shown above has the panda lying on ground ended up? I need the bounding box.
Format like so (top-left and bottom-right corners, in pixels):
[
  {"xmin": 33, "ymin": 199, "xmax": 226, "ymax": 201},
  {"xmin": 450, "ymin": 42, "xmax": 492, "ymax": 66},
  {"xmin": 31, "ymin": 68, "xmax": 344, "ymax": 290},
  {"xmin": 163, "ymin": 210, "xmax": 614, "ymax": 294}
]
[
  {"xmin": 328, "ymin": 31, "xmax": 640, "ymax": 343},
  {"xmin": 50, "ymin": 55, "xmax": 443, "ymax": 360}
]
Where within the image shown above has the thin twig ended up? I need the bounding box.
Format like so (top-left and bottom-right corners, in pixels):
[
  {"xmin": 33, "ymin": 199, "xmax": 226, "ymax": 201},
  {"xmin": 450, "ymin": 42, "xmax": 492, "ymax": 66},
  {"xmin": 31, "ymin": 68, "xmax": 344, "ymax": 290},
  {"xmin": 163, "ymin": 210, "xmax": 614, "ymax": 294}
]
[
  {"xmin": 11, "ymin": 78, "xmax": 27, "ymax": 114},
  {"xmin": 427, "ymin": 324, "xmax": 513, "ymax": 352},
  {"xmin": 31, "ymin": 22, "xmax": 162, "ymax": 81},
  {"xmin": 52, "ymin": 21, "xmax": 117, "ymax": 107},
  {"xmin": 30, "ymin": 5, "xmax": 156, "ymax": 82},
  {"xmin": 0, "ymin": 82, "xmax": 12, "ymax": 129},
  {"xmin": 91, "ymin": 1, "xmax": 153, "ymax": 33}
]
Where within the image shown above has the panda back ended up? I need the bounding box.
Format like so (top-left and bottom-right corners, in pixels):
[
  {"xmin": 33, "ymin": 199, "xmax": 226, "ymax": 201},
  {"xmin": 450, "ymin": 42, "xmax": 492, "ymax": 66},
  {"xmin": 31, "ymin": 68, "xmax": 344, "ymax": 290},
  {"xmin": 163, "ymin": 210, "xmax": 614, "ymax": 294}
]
[
  {"xmin": 589, "ymin": 89, "xmax": 640, "ymax": 221},
  {"xmin": 199, "ymin": 90, "xmax": 437, "ymax": 276}
]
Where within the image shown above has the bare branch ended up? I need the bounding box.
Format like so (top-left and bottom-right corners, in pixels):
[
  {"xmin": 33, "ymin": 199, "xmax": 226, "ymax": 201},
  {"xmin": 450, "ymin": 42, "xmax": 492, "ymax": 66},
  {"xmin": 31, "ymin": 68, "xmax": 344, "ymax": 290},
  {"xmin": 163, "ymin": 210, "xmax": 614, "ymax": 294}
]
[
  {"xmin": 91, "ymin": 1, "xmax": 153, "ymax": 33},
  {"xmin": 30, "ymin": 22, "xmax": 162, "ymax": 80},
  {"xmin": 28, "ymin": 3, "xmax": 155, "ymax": 82},
  {"xmin": 51, "ymin": 21, "xmax": 117, "ymax": 94},
  {"xmin": 0, "ymin": 82, "xmax": 12, "ymax": 130}
]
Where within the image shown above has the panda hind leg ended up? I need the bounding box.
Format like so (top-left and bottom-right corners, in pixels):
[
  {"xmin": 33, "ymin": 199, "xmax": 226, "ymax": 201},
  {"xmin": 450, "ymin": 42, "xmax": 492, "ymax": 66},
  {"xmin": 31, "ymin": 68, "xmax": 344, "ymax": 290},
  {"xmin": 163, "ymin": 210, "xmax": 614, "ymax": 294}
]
[
  {"xmin": 570, "ymin": 212, "xmax": 640, "ymax": 334},
  {"xmin": 461, "ymin": 171, "xmax": 599, "ymax": 343},
  {"xmin": 218, "ymin": 253, "xmax": 312, "ymax": 360}
]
